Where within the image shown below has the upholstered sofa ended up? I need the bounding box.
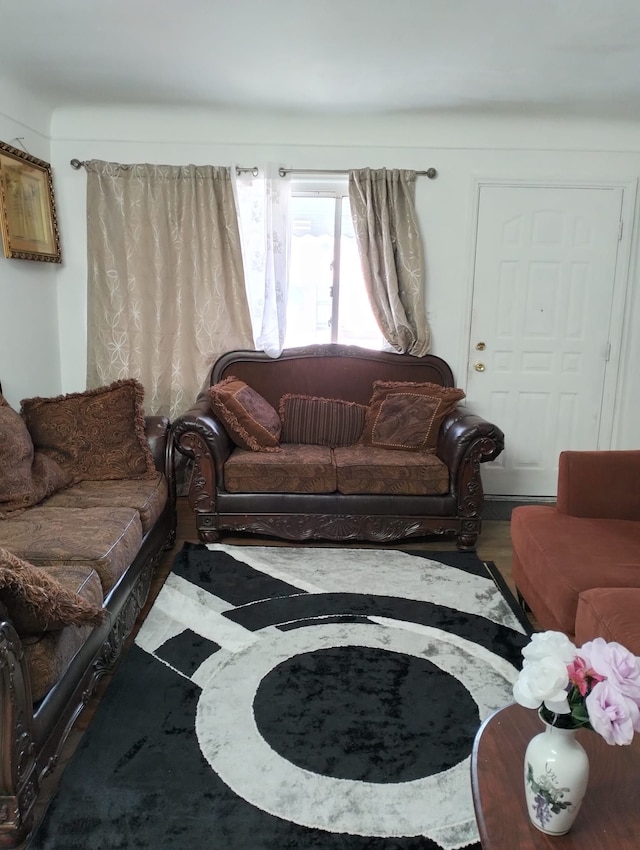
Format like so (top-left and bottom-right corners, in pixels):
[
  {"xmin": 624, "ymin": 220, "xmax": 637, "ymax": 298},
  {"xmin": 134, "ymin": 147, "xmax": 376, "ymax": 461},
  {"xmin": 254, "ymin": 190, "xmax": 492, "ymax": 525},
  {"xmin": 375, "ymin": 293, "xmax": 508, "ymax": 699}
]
[
  {"xmin": 511, "ymin": 450, "xmax": 640, "ymax": 654},
  {"xmin": 0, "ymin": 381, "xmax": 176, "ymax": 849},
  {"xmin": 172, "ymin": 344, "xmax": 504, "ymax": 550}
]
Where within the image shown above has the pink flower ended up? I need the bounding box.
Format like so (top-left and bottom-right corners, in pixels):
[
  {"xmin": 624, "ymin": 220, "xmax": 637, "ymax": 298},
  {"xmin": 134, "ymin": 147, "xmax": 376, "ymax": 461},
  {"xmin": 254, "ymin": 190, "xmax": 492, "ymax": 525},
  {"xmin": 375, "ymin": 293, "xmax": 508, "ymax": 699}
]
[
  {"xmin": 567, "ymin": 655, "xmax": 604, "ymax": 696},
  {"xmin": 580, "ymin": 638, "xmax": 640, "ymax": 703},
  {"xmin": 585, "ymin": 680, "xmax": 640, "ymax": 745}
]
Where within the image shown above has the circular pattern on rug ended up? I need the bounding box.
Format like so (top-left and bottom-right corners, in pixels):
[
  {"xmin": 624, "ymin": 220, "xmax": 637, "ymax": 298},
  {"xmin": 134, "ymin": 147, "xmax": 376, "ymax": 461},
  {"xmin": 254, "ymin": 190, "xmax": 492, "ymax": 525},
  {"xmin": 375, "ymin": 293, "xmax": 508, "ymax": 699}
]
[
  {"xmin": 195, "ymin": 617, "xmax": 518, "ymax": 847},
  {"xmin": 253, "ymin": 645, "xmax": 478, "ymax": 782}
]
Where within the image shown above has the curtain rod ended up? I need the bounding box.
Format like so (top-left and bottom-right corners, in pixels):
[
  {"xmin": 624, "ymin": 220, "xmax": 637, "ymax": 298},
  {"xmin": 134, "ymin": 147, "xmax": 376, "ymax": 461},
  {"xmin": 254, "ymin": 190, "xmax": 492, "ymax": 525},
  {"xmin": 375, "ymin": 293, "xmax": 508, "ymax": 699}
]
[
  {"xmin": 70, "ymin": 159, "xmax": 437, "ymax": 179},
  {"xmin": 237, "ymin": 166, "xmax": 437, "ymax": 179}
]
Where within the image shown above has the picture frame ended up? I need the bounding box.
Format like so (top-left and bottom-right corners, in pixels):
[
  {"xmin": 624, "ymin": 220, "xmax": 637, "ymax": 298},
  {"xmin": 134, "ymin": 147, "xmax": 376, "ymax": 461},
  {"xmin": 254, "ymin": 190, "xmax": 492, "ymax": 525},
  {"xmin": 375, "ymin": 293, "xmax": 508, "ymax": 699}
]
[{"xmin": 0, "ymin": 140, "xmax": 62, "ymax": 262}]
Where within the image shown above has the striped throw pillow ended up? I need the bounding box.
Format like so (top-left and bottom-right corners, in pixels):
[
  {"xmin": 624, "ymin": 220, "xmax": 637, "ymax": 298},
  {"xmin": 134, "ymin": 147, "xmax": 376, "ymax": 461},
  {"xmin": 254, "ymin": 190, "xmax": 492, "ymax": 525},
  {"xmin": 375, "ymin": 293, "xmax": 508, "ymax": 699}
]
[{"xmin": 279, "ymin": 394, "xmax": 366, "ymax": 447}]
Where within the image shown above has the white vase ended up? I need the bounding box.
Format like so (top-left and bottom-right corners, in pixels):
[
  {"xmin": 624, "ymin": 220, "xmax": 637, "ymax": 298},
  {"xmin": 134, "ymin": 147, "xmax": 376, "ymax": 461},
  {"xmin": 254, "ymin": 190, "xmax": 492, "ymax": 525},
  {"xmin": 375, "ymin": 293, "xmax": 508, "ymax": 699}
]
[{"xmin": 523, "ymin": 712, "xmax": 590, "ymax": 835}]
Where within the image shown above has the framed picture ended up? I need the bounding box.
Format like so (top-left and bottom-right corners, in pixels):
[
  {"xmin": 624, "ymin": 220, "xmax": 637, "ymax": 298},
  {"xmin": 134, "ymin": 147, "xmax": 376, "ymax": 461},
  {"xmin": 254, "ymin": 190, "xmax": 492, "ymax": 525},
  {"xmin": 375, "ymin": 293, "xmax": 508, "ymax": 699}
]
[{"xmin": 0, "ymin": 140, "xmax": 62, "ymax": 262}]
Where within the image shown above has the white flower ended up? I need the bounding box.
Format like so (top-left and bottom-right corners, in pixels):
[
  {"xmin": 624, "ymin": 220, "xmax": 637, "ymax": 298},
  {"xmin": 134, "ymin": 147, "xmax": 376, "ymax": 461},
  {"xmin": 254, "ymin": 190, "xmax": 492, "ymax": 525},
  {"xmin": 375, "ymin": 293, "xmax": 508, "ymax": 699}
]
[
  {"xmin": 513, "ymin": 656, "xmax": 571, "ymax": 713},
  {"xmin": 513, "ymin": 631, "xmax": 577, "ymax": 714},
  {"xmin": 521, "ymin": 631, "xmax": 577, "ymax": 665}
]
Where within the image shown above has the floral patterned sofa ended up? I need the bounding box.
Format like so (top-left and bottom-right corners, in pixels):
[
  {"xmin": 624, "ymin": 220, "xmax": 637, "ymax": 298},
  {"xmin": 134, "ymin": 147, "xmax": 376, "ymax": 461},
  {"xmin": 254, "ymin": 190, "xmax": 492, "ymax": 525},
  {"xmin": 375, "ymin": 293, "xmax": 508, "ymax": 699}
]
[
  {"xmin": 172, "ymin": 344, "xmax": 504, "ymax": 550},
  {"xmin": 0, "ymin": 380, "xmax": 176, "ymax": 849}
]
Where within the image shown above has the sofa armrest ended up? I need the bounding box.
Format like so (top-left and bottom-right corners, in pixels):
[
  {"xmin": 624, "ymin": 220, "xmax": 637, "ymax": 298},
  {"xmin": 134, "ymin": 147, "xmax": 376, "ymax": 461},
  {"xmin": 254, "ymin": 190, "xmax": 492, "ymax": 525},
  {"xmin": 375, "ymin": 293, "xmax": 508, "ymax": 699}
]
[
  {"xmin": 172, "ymin": 397, "xmax": 233, "ymax": 512},
  {"xmin": 557, "ymin": 450, "xmax": 640, "ymax": 520},
  {"xmin": 145, "ymin": 415, "xmax": 176, "ymax": 510},
  {"xmin": 436, "ymin": 409, "xmax": 504, "ymax": 517},
  {"xmin": 437, "ymin": 409, "xmax": 505, "ymax": 471},
  {"xmin": 145, "ymin": 415, "xmax": 170, "ymax": 471}
]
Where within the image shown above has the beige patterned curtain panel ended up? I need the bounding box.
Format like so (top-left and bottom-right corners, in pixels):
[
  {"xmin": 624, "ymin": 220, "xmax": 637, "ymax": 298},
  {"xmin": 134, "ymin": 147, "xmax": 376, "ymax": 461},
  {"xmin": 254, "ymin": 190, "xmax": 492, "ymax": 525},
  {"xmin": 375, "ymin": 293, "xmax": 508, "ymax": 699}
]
[
  {"xmin": 86, "ymin": 161, "xmax": 253, "ymax": 419},
  {"xmin": 348, "ymin": 168, "xmax": 431, "ymax": 356}
]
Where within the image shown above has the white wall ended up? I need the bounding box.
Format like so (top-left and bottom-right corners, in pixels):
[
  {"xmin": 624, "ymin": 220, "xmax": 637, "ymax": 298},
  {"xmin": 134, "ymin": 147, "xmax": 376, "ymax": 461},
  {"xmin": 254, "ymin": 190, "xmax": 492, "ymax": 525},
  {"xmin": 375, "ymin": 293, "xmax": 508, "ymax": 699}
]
[
  {"xmin": 0, "ymin": 77, "xmax": 59, "ymax": 408},
  {"xmin": 50, "ymin": 105, "xmax": 640, "ymax": 448}
]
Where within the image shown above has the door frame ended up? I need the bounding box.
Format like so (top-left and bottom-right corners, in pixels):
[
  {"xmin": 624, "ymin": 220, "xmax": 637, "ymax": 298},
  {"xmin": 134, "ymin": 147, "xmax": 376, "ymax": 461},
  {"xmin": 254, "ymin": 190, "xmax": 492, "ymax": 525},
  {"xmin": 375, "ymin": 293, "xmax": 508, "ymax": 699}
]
[{"xmin": 460, "ymin": 176, "xmax": 638, "ymax": 455}]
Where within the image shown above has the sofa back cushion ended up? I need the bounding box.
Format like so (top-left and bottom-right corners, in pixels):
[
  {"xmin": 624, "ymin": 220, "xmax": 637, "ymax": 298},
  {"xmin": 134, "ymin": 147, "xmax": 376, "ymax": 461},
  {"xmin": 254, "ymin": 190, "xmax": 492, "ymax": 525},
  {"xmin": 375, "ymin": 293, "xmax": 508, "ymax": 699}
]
[
  {"xmin": 209, "ymin": 376, "xmax": 281, "ymax": 452},
  {"xmin": 0, "ymin": 399, "xmax": 72, "ymax": 517},
  {"xmin": 360, "ymin": 381, "xmax": 466, "ymax": 452},
  {"xmin": 21, "ymin": 379, "xmax": 156, "ymax": 483},
  {"xmin": 279, "ymin": 394, "xmax": 366, "ymax": 447}
]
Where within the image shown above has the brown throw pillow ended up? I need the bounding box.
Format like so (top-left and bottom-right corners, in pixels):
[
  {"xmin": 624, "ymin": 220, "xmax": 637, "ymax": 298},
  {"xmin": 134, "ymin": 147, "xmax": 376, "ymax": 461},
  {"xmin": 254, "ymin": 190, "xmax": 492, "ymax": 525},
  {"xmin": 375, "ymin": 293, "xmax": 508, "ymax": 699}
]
[
  {"xmin": 0, "ymin": 547, "xmax": 105, "ymax": 634},
  {"xmin": 360, "ymin": 380, "xmax": 466, "ymax": 452},
  {"xmin": 279, "ymin": 394, "xmax": 366, "ymax": 447},
  {"xmin": 209, "ymin": 376, "xmax": 281, "ymax": 452},
  {"xmin": 0, "ymin": 401, "xmax": 72, "ymax": 517},
  {"xmin": 21, "ymin": 380, "xmax": 156, "ymax": 483}
]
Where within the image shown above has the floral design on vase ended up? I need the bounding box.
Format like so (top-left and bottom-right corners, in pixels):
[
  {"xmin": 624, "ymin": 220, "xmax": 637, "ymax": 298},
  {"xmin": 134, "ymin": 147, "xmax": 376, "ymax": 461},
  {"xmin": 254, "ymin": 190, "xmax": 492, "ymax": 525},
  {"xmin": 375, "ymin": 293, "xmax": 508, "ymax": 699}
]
[
  {"xmin": 525, "ymin": 762, "xmax": 577, "ymax": 831},
  {"xmin": 525, "ymin": 759, "xmax": 574, "ymax": 831}
]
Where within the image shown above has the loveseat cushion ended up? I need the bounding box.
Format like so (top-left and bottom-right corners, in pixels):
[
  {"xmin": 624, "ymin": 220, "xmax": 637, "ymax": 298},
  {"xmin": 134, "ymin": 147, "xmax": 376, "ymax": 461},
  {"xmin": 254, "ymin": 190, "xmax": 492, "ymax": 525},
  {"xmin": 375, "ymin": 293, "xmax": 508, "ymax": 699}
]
[
  {"xmin": 0, "ymin": 398, "xmax": 72, "ymax": 517},
  {"xmin": 575, "ymin": 588, "xmax": 640, "ymax": 655},
  {"xmin": 21, "ymin": 380, "xmax": 156, "ymax": 484},
  {"xmin": 224, "ymin": 445, "xmax": 336, "ymax": 493},
  {"xmin": 360, "ymin": 381, "xmax": 465, "ymax": 452},
  {"xmin": 0, "ymin": 548, "xmax": 104, "ymax": 635},
  {"xmin": 279, "ymin": 394, "xmax": 366, "ymax": 447},
  {"xmin": 42, "ymin": 473, "xmax": 168, "ymax": 534},
  {"xmin": 334, "ymin": 445, "xmax": 449, "ymax": 495},
  {"xmin": 0, "ymin": 506, "xmax": 143, "ymax": 593}
]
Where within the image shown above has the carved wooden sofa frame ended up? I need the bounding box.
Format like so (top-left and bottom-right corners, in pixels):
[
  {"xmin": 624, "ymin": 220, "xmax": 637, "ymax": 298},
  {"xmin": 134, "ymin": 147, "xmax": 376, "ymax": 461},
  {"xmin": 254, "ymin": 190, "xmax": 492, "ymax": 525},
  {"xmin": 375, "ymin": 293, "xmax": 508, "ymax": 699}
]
[{"xmin": 173, "ymin": 345, "xmax": 504, "ymax": 551}]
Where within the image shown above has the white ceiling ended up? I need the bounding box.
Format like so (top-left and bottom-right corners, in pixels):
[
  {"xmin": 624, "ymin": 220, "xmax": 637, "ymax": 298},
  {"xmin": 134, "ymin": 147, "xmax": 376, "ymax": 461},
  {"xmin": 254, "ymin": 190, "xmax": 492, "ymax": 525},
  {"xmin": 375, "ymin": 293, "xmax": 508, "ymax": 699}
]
[{"xmin": 2, "ymin": 0, "xmax": 640, "ymax": 119}]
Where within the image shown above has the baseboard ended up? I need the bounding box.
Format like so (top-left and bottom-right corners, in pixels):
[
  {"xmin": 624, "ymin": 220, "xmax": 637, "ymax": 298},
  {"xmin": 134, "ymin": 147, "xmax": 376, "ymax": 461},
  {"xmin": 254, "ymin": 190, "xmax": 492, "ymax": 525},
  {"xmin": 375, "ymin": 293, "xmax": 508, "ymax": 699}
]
[{"xmin": 482, "ymin": 496, "xmax": 555, "ymax": 521}]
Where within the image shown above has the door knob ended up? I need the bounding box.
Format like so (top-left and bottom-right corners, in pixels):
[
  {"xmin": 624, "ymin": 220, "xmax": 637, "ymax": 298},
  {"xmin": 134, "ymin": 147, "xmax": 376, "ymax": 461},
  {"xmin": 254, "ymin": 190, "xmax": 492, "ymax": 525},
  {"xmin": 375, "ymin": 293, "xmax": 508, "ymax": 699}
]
[{"xmin": 474, "ymin": 362, "xmax": 486, "ymax": 372}]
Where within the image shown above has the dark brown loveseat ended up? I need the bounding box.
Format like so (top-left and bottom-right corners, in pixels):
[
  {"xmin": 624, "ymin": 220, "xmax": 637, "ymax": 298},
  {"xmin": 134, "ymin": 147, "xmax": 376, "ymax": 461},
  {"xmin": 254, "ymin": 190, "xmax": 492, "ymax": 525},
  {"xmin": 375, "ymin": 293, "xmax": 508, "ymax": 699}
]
[
  {"xmin": 173, "ymin": 345, "xmax": 504, "ymax": 550},
  {"xmin": 0, "ymin": 381, "xmax": 176, "ymax": 849}
]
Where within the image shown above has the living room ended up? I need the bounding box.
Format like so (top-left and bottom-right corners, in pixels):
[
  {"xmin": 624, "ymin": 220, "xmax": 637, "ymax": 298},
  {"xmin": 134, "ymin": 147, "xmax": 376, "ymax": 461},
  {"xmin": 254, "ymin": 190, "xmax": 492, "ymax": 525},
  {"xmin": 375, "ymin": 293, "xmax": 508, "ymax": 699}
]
[
  {"xmin": 2, "ymin": 3, "xmax": 640, "ymax": 848},
  {"xmin": 2, "ymin": 7, "xmax": 640, "ymax": 467}
]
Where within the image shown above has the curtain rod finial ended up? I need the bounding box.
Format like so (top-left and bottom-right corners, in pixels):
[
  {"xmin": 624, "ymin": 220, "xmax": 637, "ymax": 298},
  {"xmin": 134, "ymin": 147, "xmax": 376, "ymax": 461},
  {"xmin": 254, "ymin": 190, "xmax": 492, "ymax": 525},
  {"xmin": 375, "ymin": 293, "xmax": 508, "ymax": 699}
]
[{"xmin": 70, "ymin": 158, "xmax": 83, "ymax": 170}]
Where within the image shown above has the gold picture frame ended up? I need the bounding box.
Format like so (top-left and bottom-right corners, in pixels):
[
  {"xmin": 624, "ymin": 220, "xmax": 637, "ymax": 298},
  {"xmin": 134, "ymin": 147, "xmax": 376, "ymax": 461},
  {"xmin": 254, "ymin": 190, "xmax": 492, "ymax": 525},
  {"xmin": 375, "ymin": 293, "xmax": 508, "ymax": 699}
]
[{"xmin": 0, "ymin": 140, "xmax": 62, "ymax": 262}]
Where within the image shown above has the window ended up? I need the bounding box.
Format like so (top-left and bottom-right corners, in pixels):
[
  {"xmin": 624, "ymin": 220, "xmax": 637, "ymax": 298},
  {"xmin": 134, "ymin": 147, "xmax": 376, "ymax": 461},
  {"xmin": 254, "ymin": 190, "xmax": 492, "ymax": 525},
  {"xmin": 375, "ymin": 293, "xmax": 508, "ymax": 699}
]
[{"xmin": 284, "ymin": 179, "xmax": 383, "ymax": 350}]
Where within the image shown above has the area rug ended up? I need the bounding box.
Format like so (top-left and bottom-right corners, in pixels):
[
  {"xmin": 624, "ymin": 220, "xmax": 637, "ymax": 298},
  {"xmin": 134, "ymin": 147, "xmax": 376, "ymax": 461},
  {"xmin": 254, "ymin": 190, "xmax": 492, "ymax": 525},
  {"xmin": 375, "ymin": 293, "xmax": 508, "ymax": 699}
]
[{"xmin": 31, "ymin": 543, "xmax": 531, "ymax": 850}]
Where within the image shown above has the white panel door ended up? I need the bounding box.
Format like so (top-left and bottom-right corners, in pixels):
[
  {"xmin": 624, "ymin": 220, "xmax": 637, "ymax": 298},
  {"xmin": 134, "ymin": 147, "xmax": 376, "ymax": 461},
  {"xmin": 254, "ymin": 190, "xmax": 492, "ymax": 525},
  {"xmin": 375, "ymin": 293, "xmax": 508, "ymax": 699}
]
[{"xmin": 468, "ymin": 185, "xmax": 623, "ymax": 497}]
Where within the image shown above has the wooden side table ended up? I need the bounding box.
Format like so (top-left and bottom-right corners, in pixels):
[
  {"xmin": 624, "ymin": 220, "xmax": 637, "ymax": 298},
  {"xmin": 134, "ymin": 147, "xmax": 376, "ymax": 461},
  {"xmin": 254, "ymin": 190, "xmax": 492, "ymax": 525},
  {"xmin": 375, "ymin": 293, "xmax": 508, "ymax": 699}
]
[{"xmin": 471, "ymin": 702, "xmax": 640, "ymax": 849}]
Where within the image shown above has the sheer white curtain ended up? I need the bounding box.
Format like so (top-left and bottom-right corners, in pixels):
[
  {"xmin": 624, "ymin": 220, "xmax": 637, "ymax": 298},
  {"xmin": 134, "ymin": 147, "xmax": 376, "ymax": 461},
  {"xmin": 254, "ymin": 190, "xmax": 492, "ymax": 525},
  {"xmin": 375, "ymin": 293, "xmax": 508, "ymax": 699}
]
[
  {"xmin": 348, "ymin": 168, "xmax": 431, "ymax": 356},
  {"xmin": 86, "ymin": 161, "xmax": 254, "ymax": 419},
  {"xmin": 233, "ymin": 164, "xmax": 291, "ymax": 357}
]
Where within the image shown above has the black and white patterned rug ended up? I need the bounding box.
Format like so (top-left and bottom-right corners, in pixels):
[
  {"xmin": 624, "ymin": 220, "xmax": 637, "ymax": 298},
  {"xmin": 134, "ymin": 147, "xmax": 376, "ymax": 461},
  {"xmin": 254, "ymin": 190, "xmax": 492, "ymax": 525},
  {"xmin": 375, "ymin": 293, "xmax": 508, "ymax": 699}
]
[{"xmin": 32, "ymin": 543, "xmax": 530, "ymax": 850}]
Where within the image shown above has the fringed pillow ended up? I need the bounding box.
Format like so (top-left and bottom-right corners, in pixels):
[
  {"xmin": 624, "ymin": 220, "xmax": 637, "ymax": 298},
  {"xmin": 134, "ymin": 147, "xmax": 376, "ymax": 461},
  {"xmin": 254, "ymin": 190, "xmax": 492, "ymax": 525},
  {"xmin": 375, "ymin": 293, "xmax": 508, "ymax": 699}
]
[
  {"xmin": 0, "ymin": 547, "xmax": 105, "ymax": 635},
  {"xmin": 360, "ymin": 380, "xmax": 466, "ymax": 452},
  {"xmin": 0, "ymin": 399, "xmax": 72, "ymax": 518},
  {"xmin": 21, "ymin": 379, "xmax": 156, "ymax": 483},
  {"xmin": 209, "ymin": 376, "xmax": 281, "ymax": 452}
]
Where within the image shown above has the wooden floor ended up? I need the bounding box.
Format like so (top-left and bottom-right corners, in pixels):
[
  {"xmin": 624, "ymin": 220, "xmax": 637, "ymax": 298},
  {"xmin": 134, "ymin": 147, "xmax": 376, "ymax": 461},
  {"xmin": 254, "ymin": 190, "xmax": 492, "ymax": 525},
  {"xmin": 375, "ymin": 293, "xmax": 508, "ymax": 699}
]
[{"xmin": 30, "ymin": 498, "xmax": 526, "ymax": 842}]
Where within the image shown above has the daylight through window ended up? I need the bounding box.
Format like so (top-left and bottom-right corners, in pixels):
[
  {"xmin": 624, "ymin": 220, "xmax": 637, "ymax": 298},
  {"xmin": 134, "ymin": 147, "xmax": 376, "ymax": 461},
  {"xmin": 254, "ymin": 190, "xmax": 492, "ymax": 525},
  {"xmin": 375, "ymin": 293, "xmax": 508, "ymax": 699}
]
[{"xmin": 285, "ymin": 179, "xmax": 383, "ymax": 350}]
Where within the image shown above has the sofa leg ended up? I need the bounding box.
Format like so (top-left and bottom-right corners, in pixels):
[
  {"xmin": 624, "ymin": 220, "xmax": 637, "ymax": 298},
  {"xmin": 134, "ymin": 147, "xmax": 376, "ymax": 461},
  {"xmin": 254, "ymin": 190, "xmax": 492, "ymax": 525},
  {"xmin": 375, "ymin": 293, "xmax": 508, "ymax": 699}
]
[
  {"xmin": 0, "ymin": 799, "xmax": 34, "ymax": 850},
  {"xmin": 456, "ymin": 535, "xmax": 477, "ymax": 551}
]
